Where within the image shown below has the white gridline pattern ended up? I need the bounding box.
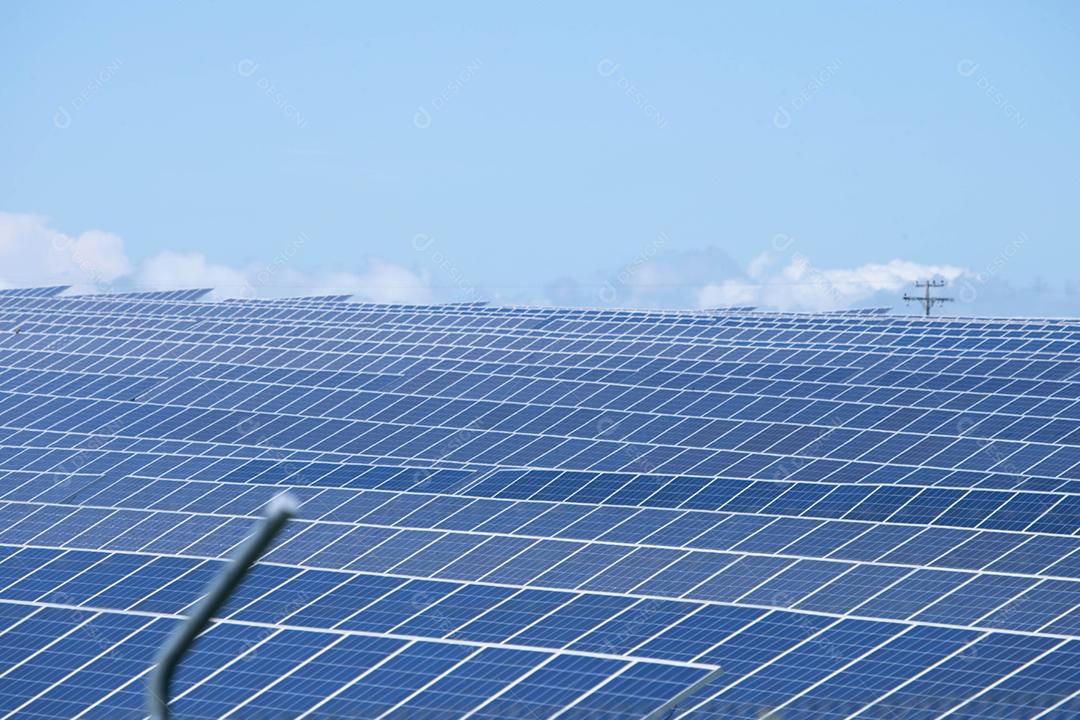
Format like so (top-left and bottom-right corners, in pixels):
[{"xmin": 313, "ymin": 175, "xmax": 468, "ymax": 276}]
[{"xmin": 0, "ymin": 289, "xmax": 1074, "ymax": 719}]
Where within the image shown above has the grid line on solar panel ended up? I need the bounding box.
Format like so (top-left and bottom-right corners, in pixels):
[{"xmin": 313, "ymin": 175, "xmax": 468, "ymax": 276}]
[
  {"xmin": 11, "ymin": 292, "xmax": 1080, "ymax": 335},
  {"xmin": 0, "ymin": 478, "xmax": 1075, "ymax": 589},
  {"xmin": 9, "ymin": 338, "xmax": 1080, "ymax": 424},
  {"xmin": 6, "ymin": 318, "xmax": 1080, "ymax": 430},
  {"xmin": 0, "ymin": 520, "xmax": 1076, "ymax": 643},
  {"xmin": 2, "ymin": 349, "xmax": 1080, "ymax": 472},
  {"xmin": 10, "ymin": 306, "xmax": 1080, "ymax": 358},
  {"xmin": 0, "ymin": 595, "xmax": 725, "ymax": 678},
  {"xmin": 0, "ymin": 289, "xmax": 1076, "ymax": 719},
  {"xmin": 4, "ymin": 410, "xmax": 1075, "ymax": 528},
  {"xmin": 0, "ymin": 451, "xmax": 1075, "ymax": 561},
  {"xmin": 0, "ymin": 441, "xmax": 1076, "ymax": 546}
]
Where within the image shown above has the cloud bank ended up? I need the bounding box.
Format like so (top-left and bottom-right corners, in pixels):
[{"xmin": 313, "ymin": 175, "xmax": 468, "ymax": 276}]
[
  {"xmin": 0, "ymin": 213, "xmax": 433, "ymax": 303},
  {"xmin": 0, "ymin": 212, "xmax": 132, "ymax": 292},
  {"xmin": 533, "ymin": 246, "xmax": 977, "ymax": 313},
  {"xmin": 698, "ymin": 255, "xmax": 968, "ymax": 312},
  {"xmin": 2, "ymin": 212, "xmax": 1069, "ymax": 315}
]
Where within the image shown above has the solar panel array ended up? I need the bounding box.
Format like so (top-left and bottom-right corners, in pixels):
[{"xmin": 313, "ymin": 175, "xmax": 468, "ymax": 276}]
[{"xmin": 0, "ymin": 287, "xmax": 1077, "ymax": 719}]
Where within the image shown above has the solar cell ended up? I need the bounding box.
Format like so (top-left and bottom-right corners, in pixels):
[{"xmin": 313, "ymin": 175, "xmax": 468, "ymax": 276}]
[{"xmin": 0, "ymin": 286, "xmax": 1075, "ymax": 718}]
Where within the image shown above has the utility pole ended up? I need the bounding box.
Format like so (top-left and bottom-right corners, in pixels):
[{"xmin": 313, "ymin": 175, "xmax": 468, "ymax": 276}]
[{"xmin": 903, "ymin": 280, "xmax": 953, "ymax": 317}]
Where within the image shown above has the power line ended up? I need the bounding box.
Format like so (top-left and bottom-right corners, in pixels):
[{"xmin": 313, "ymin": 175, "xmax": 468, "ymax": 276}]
[{"xmin": 0, "ymin": 279, "xmax": 918, "ymax": 291}]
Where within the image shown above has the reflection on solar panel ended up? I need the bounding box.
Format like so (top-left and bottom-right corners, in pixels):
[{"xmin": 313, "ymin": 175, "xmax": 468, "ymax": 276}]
[{"xmin": 0, "ymin": 286, "xmax": 1077, "ymax": 719}]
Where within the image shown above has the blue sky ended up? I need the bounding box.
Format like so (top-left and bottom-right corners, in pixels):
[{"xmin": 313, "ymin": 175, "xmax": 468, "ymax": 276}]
[{"xmin": 2, "ymin": 1, "xmax": 1078, "ymax": 313}]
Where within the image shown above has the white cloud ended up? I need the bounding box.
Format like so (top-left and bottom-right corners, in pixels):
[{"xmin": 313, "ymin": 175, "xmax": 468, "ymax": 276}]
[
  {"xmin": 5, "ymin": 212, "xmax": 1067, "ymax": 315},
  {"xmin": 0, "ymin": 212, "xmax": 132, "ymax": 291},
  {"xmin": 746, "ymin": 252, "xmax": 773, "ymax": 279},
  {"xmin": 135, "ymin": 251, "xmax": 251, "ymax": 299},
  {"xmin": 589, "ymin": 246, "xmax": 742, "ymax": 308},
  {"xmin": 0, "ymin": 212, "xmax": 435, "ymax": 303},
  {"xmin": 699, "ymin": 256, "xmax": 968, "ymax": 312},
  {"xmin": 135, "ymin": 253, "xmax": 435, "ymax": 303},
  {"xmin": 310, "ymin": 260, "xmax": 434, "ymax": 304},
  {"xmin": 696, "ymin": 279, "xmax": 758, "ymax": 309},
  {"xmin": 560, "ymin": 244, "xmax": 971, "ymax": 313}
]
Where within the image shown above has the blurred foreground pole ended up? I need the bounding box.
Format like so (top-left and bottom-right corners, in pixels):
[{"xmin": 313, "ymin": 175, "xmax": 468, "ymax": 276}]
[
  {"xmin": 643, "ymin": 666, "xmax": 724, "ymax": 720},
  {"xmin": 148, "ymin": 494, "xmax": 298, "ymax": 720}
]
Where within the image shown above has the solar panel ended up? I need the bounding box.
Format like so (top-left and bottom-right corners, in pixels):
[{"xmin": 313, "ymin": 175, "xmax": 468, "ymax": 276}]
[
  {"xmin": 821, "ymin": 307, "xmax": 893, "ymax": 315},
  {"xmin": 0, "ymin": 287, "xmax": 1076, "ymax": 719},
  {"xmin": 0, "ymin": 285, "xmax": 69, "ymax": 298},
  {"xmin": 64, "ymin": 288, "xmax": 214, "ymax": 302}
]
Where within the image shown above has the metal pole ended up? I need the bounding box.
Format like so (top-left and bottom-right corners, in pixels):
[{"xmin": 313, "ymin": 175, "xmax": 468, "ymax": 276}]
[
  {"xmin": 642, "ymin": 666, "xmax": 723, "ymax": 720},
  {"xmin": 148, "ymin": 493, "xmax": 298, "ymax": 720}
]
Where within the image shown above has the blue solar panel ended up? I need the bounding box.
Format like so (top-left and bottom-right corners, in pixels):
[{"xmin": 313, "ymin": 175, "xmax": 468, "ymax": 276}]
[
  {"xmin": 0, "ymin": 288, "xmax": 1076, "ymax": 718},
  {"xmin": 0, "ymin": 285, "xmax": 69, "ymax": 298}
]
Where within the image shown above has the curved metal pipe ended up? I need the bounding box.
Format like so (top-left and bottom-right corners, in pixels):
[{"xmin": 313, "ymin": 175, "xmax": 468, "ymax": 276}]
[{"xmin": 148, "ymin": 493, "xmax": 298, "ymax": 720}]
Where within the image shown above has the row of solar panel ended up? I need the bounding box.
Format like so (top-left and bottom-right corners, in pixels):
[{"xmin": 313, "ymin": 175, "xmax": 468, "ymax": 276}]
[
  {"xmin": 12, "ymin": 306, "xmax": 1080, "ymax": 377},
  {"xmin": 8, "ymin": 311, "xmax": 1080, "ymax": 425},
  {"xmin": 9, "ymin": 386, "xmax": 1080, "ymax": 507},
  {"xmin": 3, "ymin": 300, "xmax": 1069, "ymax": 354},
  {"xmin": 4, "ymin": 328, "xmax": 1080, "ymax": 430},
  {"xmin": 1, "ymin": 465, "xmax": 1076, "ymax": 582},
  {"xmin": 10, "ymin": 335, "xmax": 1080, "ymax": 438},
  {"xmin": 0, "ymin": 292, "xmax": 1077, "ymax": 716},
  {"xmin": 0, "ymin": 602, "xmax": 713, "ymax": 719},
  {"xmin": 0, "ymin": 538, "xmax": 1073, "ymax": 715},
  {"xmin": 11, "ymin": 321, "xmax": 1077, "ymax": 400},
  {"xmin": 170, "ymin": 355, "xmax": 1080, "ymax": 427},
  {"xmin": 35, "ymin": 287, "xmax": 1076, "ymax": 346},
  {"xmin": 10, "ymin": 294, "xmax": 1073, "ymax": 350},
  {"xmin": 6, "ymin": 347, "xmax": 1080, "ymax": 472},
  {"xmin": 1, "ymin": 549, "xmax": 1077, "ymax": 719},
  {"xmin": 156, "ymin": 366, "xmax": 1080, "ymax": 450},
  {"xmin": 2, "ymin": 428, "xmax": 1078, "ymax": 540},
  {"xmin": 58, "ymin": 382, "xmax": 1065, "ymax": 479},
  {"xmin": 0, "ymin": 286, "xmax": 68, "ymax": 298},
  {"xmin": 11, "ymin": 298, "xmax": 1080, "ymax": 357},
  {"xmin": 11, "ymin": 287, "xmax": 1080, "ymax": 336},
  {"xmin": 7, "ymin": 346, "xmax": 1080, "ymax": 480},
  {"xmin": 1, "ymin": 496, "xmax": 1076, "ymax": 633},
  {"xmin": 1, "ymin": 419, "xmax": 1077, "ymax": 532}
]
